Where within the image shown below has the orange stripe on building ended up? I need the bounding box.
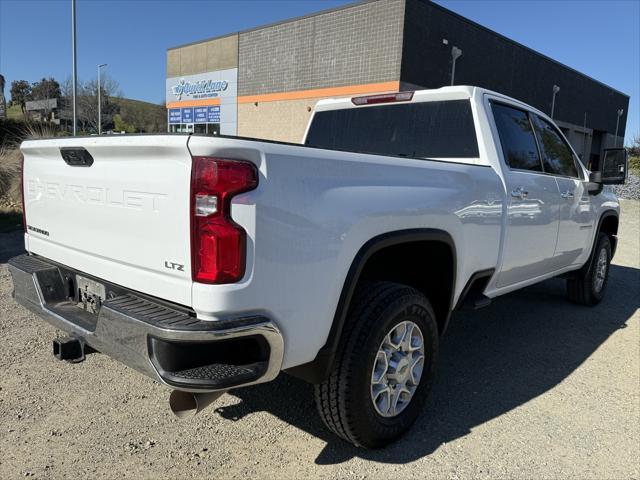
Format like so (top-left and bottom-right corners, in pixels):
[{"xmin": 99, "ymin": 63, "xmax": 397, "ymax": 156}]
[
  {"xmin": 237, "ymin": 81, "xmax": 400, "ymax": 104},
  {"xmin": 166, "ymin": 97, "xmax": 221, "ymax": 108}
]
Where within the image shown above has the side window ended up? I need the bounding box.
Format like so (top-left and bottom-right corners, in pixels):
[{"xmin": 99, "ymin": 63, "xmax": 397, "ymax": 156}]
[
  {"xmin": 531, "ymin": 115, "xmax": 580, "ymax": 178},
  {"xmin": 491, "ymin": 103, "xmax": 542, "ymax": 172}
]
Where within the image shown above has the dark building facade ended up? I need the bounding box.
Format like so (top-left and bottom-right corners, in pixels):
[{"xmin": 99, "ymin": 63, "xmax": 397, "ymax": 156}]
[{"xmin": 166, "ymin": 0, "xmax": 628, "ymax": 164}]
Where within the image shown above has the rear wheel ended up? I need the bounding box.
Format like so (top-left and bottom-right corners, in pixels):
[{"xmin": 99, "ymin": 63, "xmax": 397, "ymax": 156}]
[
  {"xmin": 314, "ymin": 281, "xmax": 438, "ymax": 448},
  {"xmin": 567, "ymin": 233, "xmax": 612, "ymax": 306}
]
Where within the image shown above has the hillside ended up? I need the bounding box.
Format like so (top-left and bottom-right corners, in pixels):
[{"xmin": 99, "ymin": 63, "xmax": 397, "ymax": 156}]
[
  {"xmin": 112, "ymin": 97, "xmax": 166, "ymax": 132},
  {"xmin": 5, "ymin": 104, "xmax": 23, "ymax": 121},
  {"xmin": 3, "ymin": 97, "xmax": 166, "ymax": 132}
]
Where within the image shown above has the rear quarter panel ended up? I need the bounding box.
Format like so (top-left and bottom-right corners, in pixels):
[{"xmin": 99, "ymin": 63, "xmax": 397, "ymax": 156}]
[{"xmin": 189, "ymin": 136, "xmax": 505, "ymax": 368}]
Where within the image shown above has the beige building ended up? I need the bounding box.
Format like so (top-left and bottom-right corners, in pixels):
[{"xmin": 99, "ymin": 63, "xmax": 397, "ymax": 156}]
[{"xmin": 166, "ymin": 0, "xmax": 404, "ymax": 143}]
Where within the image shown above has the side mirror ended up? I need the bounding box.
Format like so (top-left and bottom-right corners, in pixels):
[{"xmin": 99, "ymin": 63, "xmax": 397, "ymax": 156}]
[
  {"xmin": 586, "ymin": 171, "xmax": 603, "ymax": 195},
  {"xmin": 599, "ymin": 148, "xmax": 628, "ymax": 185}
]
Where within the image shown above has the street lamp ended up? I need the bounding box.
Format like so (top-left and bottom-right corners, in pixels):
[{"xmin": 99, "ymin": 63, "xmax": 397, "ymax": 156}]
[
  {"xmin": 614, "ymin": 108, "xmax": 624, "ymax": 147},
  {"xmin": 450, "ymin": 46, "xmax": 462, "ymax": 86},
  {"xmin": 550, "ymin": 84, "xmax": 560, "ymax": 119},
  {"xmin": 71, "ymin": 0, "xmax": 78, "ymax": 135},
  {"xmin": 97, "ymin": 63, "xmax": 107, "ymax": 135}
]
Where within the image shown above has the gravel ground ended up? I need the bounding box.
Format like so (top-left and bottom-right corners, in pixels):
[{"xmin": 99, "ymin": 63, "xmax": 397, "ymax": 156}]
[
  {"xmin": 611, "ymin": 172, "xmax": 640, "ymax": 200},
  {"xmin": 0, "ymin": 201, "xmax": 638, "ymax": 479}
]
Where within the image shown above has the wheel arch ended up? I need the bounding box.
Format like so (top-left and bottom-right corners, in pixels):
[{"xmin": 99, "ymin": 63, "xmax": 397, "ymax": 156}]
[
  {"xmin": 286, "ymin": 228, "xmax": 457, "ymax": 384},
  {"xmin": 598, "ymin": 210, "xmax": 619, "ymax": 257}
]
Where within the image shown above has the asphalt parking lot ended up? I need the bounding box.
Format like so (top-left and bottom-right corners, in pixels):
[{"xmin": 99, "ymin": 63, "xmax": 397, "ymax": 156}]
[{"xmin": 0, "ymin": 200, "xmax": 638, "ymax": 479}]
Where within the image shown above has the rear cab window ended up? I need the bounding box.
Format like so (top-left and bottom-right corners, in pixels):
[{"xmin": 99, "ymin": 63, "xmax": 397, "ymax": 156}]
[{"xmin": 305, "ymin": 99, "xmax": 479, "ymax": 160}]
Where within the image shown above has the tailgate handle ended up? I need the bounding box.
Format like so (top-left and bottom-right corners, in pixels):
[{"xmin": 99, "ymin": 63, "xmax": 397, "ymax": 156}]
[{"xmin": 60, "ymin": 147, "xmax": 94, "ymax": 167}]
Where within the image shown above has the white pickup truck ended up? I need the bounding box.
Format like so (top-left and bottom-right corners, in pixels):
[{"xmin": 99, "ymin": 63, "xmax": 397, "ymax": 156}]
[{"xmin": 10, "ymin": 86, "xmax": 627, "ymax": 448}]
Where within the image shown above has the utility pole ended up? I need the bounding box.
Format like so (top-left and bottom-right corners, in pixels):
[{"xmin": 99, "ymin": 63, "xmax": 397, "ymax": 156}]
[
  {"xmin": 97, "ymin": 63, "xmax": 107, "ymax": 135},
  {"xmin": 71, "ymin": 0, "xmax": 78, "ymax": 135},
  {"xmin": 450, "ymin": 46, "xmax": 462, "ymax": 86},
  {"xmin": 614, "ymin": 109, "xmax": 624, "ymax": 147},
  {"xmin": 582, "ymin": 112, "xmax": 588, "ymax": 166}
]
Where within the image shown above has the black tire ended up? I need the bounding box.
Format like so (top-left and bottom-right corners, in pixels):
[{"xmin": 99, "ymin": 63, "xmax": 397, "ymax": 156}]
[
  {"xmin": 567, "ymin": 232, "xmax": 612, "ymax": 306},
  {"xmin": 314, "ymin": 281, "xmax": 438, "ymax": 448}
]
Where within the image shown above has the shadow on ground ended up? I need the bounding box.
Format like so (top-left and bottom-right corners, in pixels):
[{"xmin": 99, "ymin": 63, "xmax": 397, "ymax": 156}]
[
  {"xmin": 0, "ymin": 229, "xmax": 24, "ymax": 263},
  {"xmin": 214, "ymin": 264, "xmax": 639, "ymax": 465}
]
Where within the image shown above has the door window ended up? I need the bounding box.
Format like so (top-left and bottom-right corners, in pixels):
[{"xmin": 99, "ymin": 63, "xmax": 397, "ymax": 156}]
[
  {"xmin": 531, "ymin": 115, "xmax": 580, "ymax": 178},
  {"xmin": 491, "ymin": 103, "xmax": 542, "ymax": 172}
]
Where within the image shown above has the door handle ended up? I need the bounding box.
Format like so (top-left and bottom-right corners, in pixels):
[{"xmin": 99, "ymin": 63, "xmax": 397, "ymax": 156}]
[
  {"xmin": 511, "ymin": 187, "xmax": 529, "ymax": 199},
  {"xmin": 560, "ymin": 190, "xmax": 574, "ymax": 199}
]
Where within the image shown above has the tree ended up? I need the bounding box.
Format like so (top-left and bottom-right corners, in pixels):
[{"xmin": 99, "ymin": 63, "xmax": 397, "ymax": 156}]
[
  {"xmin": 10, "ymin": 80, "xmax": 31, "ymax": 114},
  {"xmin": 60, "ymin": 74, "xmax": 122, "ymax": 133},
  {"xmin": 627, "ymin": 134, "xmax": 640, "ymax": 157},
  {"xmin": 30, "ymin": 77, "xmax": 61, "ymax": 121},
  {"xmin": 31, "ymin": 77, "xmax": 61, "ymax": 101},
  {"xmin": 78, "ymin": 74, "xmax": 121, "ymax": 133},
  {"xmin": 113, "ymin": 114, "xmax": 136, "ymax": 133},
  {"xmin": 628, "ymin": 134, "xmax": 640, "ymax": 173}
]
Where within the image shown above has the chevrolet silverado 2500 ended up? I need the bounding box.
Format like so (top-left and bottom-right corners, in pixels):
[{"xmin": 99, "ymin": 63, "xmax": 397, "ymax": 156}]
[{"xmin": 9, "ymin": 86, "xmax": 628, "ymax": 448}]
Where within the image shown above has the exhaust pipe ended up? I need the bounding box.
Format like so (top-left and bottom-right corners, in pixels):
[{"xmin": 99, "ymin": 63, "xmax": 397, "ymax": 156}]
[{"xmin": 169, "ymin": 390, "xmax": 227, "ymax": 419}]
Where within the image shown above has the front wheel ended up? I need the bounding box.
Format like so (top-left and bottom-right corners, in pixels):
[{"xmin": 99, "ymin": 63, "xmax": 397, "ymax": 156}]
[
  {"xmin": 314, "ymin": 281, "xmax": 438, "ymax": 448},
  {"xmin": 567, "ymin": 232, "xmax": 612, "ymax": 306}
]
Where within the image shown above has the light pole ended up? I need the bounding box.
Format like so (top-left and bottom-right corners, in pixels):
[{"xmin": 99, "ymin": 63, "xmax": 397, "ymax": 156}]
[
  {"xmin": 97, "ymin": 63, "xmax": 107, "ymax": 135},
  {"xmin": 614, "ymin": 109, "xmax": 624, "ymax": 147},
  {"xmin": 450, "ymin": 46, "xmax": 462, "ymax": 86},
  {"xmin": 550, "ymin": 84, "xmax": 560, "ymax": 119},
  {"xmin": 71, "ymin": 0, "xmax": 78, "ymax": 135}
]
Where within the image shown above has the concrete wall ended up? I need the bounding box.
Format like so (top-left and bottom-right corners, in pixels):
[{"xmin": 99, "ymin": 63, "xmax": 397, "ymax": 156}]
[
  {"xmin": 401, "ymin": 0, "xmax": 629, "ymax": 137},
  {"xmin": 238, "ymin": 96, "xmax": 329, "ymax": 142},
  {"xmin": 234, "ymin": 0, "xmax": 405, "ymax": 142},
  {"xmin": 167, "ymin": 34, "xmax": 238, "ymax": 77},
  {"xmin": 238, "ymin": 0, "xmax": 405, "ymax": 96}
]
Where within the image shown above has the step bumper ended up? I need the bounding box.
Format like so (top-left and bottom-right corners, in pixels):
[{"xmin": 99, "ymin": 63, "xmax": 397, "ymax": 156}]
[{"xmin": 8, "ymin": 254, "xmax": 284, "ymax": 393}]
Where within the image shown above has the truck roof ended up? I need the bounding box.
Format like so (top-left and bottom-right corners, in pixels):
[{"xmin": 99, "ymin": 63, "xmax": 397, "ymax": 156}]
[{"xmin": 313, "ymin": 85, "xmax": 545, "ymax": 118}]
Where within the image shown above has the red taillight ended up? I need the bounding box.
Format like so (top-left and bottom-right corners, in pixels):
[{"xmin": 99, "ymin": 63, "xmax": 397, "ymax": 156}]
[
  {"xmin": 351, "ymin": 91, "xmax": 414, "ymax": 106},
  {"xmin": 190, "ymin": 156, "xmax": 258, "ymax": 284},
  {"xmin": 20, "ymin": 154, "xmax": 26, "ymax": 233}
]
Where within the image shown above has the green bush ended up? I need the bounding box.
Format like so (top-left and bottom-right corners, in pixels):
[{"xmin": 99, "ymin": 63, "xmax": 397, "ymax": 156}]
[
  {"xmin": 0, "ymin": 119, "xmax": 62, "ymax": 147},
  {"xmin": 629, "ymin": 155, "xmax": 640, "ymax": 174},
  {"xmin": 113, "ymin": 114, "xmax": 136, "ymax": 133},
  {"xmin": 0, "ymin": 119, "xmax": 27, "ymax": 147}
]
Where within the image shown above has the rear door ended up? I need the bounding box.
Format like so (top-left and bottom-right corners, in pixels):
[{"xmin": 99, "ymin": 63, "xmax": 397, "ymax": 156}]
[
  {"xmin": 530, "ymin": 114, "xmax": 595, "ymax": 267},
  {"xmin": 490, "ymin": 102, "xmax": 561, "ymax": 287},
  {"xmin": 21, "ymin": 135, "xmax": 194, "ymax": 306}
]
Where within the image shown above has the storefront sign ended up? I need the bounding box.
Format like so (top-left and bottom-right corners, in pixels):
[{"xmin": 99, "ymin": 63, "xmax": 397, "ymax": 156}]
[
  {"xmin": 171, "ymin": 79, "xmax": 228, "ymax": 101},
  {"xmin": 181, "ymin": 107, "xmax": 194, "ymax": 123},
  {"xmin": 194, "ymin": 107, "xmax": 208, "ymax": 123},
  {"xmin": 168, "ymin": 108, "xmax": 181, "ymax": 124},
  {"xmin": 166, "ymin": 69, "xmax": 237, "ymax": 105},
  {"xmin": 207, "ymin": 106, "xmax": 220, "ymax": 123},
  {"xmin": 169, "ymin": 106, "xmax": 221, "ymax": 124},
  {"xmin": 166, "ymin": 68, "xmax": 237, "ymax": 135}
]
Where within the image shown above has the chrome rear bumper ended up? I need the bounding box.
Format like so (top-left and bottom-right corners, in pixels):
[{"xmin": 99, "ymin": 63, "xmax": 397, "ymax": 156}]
[{"xmin": 8, "ymin": 254, "xmax": 283, "ymax": 393}]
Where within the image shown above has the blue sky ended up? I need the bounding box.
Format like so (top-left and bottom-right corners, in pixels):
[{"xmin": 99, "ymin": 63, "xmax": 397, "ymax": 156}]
[{"xmin": 0, "ymin": 0, "xmax": 638, "ymax": 143}]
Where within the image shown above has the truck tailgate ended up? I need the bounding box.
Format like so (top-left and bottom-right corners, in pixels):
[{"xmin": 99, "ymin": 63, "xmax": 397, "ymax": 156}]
[{"xmin": 21, "ymin": 135, "xmax": 194, "ymax": 307}]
